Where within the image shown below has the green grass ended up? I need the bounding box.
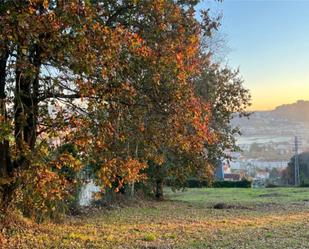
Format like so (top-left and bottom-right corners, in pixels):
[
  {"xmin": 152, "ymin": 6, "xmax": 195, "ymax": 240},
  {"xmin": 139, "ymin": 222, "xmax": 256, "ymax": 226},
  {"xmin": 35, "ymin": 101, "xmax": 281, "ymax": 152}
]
[
  {"xmin": 166, "ymin": 187, "xmax": 309, "ymax": 204},
  {"xmin": 2, "ymin": 187, "xmax": 309, "ymax": 248}
]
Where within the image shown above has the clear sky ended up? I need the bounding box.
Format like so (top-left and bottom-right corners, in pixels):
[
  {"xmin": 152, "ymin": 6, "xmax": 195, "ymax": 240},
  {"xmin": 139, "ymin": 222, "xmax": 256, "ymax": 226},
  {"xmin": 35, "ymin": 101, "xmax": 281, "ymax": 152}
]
[{"xmin": 198, "ymin": 0, "xmax": 309, "ymax": 111}]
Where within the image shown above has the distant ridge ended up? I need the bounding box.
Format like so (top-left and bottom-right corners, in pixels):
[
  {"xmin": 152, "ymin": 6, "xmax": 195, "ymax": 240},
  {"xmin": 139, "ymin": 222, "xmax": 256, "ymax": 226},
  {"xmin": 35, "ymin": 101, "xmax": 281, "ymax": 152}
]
[
  {"xmin": 231, "ymin": 100, "xmax": 309, "ymax": 136},
  {"xmin": 272, "ymin": 100, "xmax": 309, "ymax": 122}
]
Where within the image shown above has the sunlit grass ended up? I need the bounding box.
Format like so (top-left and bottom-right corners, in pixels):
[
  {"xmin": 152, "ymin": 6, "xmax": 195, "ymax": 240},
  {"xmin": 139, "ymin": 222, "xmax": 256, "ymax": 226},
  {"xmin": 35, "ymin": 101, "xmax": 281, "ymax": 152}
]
[
  {"xmin": 166, "ymin": 187, "xmax": 309, "ymax": 204},
  {"xmin": 2, "ymin": 187, "xmax": 309, "ymax": 248}
]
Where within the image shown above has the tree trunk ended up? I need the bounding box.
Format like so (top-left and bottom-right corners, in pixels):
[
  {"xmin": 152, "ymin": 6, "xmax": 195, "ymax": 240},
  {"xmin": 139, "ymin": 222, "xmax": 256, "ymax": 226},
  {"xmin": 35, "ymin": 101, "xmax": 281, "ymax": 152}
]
[
  {"xmin": 14, "ymin": 45, "xmax": 40, "ymax": 169},
  {"xmin": 0, "ymin": 48, "xmax": 14, "ymax": 212},
  {"xmin": 1, "ymin": 45, "xmax": 41, "ymax": 211},
  {"xmin": 130, "ymin": 183, "xmax": 135, "ymax": 198},
  {"xmin": 0, "ymin": 48, "xmax": 11, "ymax": 177},
  {"xmin": 155, "ymin": 179, "xmax": 164, "ymax": 200}
]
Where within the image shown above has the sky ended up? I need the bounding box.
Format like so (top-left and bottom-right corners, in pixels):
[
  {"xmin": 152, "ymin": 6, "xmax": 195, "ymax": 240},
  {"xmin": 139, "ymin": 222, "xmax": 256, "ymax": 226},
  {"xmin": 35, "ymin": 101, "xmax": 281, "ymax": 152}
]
[{"xmin": 198, "ymin": 0, "xmax": 309, "ymax": 111}]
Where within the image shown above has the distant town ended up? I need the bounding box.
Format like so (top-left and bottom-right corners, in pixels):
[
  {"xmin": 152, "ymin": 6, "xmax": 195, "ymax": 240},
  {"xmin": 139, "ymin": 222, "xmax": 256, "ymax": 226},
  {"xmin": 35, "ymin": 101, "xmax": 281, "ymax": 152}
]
[{"xmin": 227, "ymin": 100, "xmax": 309, "ymax": 186}]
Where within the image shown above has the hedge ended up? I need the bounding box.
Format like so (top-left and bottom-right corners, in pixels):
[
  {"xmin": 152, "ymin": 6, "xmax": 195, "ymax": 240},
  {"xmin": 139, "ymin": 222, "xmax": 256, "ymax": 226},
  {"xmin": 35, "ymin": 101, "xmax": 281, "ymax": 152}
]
[
  {"xmin": 182, "ymin": 178, "xmax": 252, "ymax": 188},
  {"xmin": 186, "ymin": 179, "xmax": 209, "ymax": 188},
  {"xmin": 213, "ymin": 179, "xmax": 252, "ymax": 188}
]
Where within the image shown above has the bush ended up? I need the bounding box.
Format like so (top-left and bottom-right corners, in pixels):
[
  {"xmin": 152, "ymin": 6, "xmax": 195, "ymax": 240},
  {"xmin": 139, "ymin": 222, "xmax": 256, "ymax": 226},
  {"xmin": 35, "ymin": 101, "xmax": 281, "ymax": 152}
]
[
  {"xmin": 186, "ymin": 178, "xmax": 209, "ymax": 188},
  {"xmin": 165, "ymin": 178, "xmax": 252, "ymax": 189},
  {"xmin": 300, "ymin": 183, "xmax": 309, "ymax": 187},
  {"xmin": 213, "ymin": 179, "xmax": 252, "ymax": 188},
  {"xmin": 265, "ymin": 183, "xmax": 281, "ymax": 188}
]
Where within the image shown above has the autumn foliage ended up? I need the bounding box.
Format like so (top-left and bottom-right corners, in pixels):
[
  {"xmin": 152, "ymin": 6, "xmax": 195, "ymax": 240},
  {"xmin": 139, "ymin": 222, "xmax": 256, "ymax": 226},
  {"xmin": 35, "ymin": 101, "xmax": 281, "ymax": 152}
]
[{"xmin": 0, "ymin": 0, "xmax": 233, "ymax": 218}]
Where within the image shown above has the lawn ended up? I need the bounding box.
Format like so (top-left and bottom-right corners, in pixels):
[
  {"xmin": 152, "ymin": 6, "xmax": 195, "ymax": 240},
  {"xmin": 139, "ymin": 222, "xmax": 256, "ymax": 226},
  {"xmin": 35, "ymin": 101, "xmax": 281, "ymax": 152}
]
[{"xmin": 2, "ymin": 187, "xmax": 309, "ymax": 249}]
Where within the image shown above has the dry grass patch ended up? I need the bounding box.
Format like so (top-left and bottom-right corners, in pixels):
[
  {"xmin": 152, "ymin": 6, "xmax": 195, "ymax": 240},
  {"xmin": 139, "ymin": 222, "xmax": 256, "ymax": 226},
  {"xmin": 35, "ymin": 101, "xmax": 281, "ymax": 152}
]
[{"xmin": 2, "ymin": 188, "xmax": 309, "ymax": 248}]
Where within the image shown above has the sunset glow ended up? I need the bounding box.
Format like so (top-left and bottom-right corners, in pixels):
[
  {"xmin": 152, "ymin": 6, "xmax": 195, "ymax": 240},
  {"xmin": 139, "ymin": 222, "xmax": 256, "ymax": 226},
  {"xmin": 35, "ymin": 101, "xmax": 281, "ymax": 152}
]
[{"xmin": 199, "ymin": 0, "xmax": 309, "ymax": 111}]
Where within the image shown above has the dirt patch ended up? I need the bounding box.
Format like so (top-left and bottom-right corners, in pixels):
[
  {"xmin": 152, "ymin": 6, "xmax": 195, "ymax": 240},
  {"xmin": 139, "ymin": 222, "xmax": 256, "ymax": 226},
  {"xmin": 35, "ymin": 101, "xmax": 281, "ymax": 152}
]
[
  {"xmin": 212, "ymin": 203, "xmax": 251, "ymax": 210},
  {"xmin": 140, "ymin": 243, "xmax": 173, "ymax": 249},
  {"xmin": 258, "ymin": 193, "xmax": 287, "ymax": 198}
]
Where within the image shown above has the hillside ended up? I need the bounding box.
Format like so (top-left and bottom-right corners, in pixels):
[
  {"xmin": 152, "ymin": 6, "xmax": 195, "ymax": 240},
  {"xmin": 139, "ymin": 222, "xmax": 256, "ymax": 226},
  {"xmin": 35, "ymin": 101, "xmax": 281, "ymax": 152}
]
[
  {"xmin": 232, "ymin": 100, "xmax": 309, "ymax": 137},
  {"xmin": 272, "ymin": 100, "xmax": 309, "ymax": 122}
]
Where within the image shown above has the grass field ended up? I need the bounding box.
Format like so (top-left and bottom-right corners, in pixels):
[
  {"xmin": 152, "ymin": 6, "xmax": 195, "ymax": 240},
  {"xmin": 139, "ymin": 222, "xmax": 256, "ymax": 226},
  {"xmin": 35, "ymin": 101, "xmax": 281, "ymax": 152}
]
[{"xmin": 2, "ymin": 187, "xmax": 309, "ymax": 248}]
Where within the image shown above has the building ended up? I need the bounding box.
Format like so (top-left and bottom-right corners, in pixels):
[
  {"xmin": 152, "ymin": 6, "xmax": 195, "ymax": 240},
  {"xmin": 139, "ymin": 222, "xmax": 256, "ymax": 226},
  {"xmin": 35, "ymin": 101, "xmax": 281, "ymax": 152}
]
[
  {"xmin": 215, "ymin": 160, "xmax": 241, "ymax": 181},
  {"xmin": 224, "ymin": 173, "xmax": 241, "ymax": 181}
]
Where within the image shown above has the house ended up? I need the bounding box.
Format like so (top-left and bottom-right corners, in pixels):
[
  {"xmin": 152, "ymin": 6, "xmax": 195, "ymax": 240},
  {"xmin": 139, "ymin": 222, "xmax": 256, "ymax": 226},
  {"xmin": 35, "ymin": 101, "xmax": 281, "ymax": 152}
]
[
  {"xmin": 215, "ymin": 160, "xmax": 241, "ymax": 181},
  {"xmin": 255, "ymin": 171, "xmax": 270, "ymax": 180},
  {"xmin": 224, "ymin": 173, "xmax": 241, "ymax": 181},
  {"xmin": 223, "ymin": 163, "xmax": 231, "ymax": 174}
]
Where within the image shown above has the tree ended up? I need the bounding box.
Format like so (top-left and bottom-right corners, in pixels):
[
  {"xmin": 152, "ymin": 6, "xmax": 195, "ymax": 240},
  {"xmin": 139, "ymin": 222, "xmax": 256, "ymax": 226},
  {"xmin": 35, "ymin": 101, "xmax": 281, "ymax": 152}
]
[
  {"xmin": 194, "ymin": 62, "xmax": 251, "ymax": 165},
  {"xmin": 282, "ymin": 152, "xmax": 309, "ymax": 186},
  {"xmin": 80, "ymin": 0, "xmax": 216, "ymax": 199},
  {"xmin": 0, "ymin": 0, "xmax": 217, "ymax": 213},
  {"xmin": 0, "ymin": 0, "xmax": 150, "ymax": 212}
]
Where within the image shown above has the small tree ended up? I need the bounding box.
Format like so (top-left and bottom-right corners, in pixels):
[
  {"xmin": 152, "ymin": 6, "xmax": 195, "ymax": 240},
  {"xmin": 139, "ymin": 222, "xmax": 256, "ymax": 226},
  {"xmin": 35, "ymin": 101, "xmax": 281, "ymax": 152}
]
[{"xmin": 282, "ymin": 152, "xmax": 309, "ymax": 186}]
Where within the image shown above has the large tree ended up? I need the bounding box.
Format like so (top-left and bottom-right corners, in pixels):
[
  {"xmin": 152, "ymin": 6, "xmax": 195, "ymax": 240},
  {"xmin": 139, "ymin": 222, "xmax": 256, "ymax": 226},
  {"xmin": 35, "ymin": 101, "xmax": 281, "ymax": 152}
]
[{"xmin": 0, "ymin": 0, "xmax": 217, "ymax": 213}]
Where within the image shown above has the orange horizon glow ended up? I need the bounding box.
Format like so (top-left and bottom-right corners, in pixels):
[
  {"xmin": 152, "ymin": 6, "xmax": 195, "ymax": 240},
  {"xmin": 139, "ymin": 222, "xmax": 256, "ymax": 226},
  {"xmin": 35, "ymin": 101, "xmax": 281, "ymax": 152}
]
[
  {"xmin": 206, "ymin": 1, "xmax": 309, "ymax": 114},
  {"xmin": 243, "ymin": 80, "xmax": 309, "ymax": 111}
]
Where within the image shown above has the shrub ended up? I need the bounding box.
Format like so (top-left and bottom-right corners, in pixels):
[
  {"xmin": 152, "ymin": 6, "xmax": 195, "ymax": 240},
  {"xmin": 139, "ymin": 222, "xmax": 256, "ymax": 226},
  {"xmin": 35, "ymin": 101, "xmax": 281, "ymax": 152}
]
[
  {"xmin": 265, "ymin": 183, "xmax": 281, "ymax": 188},
  {"xmin": 142, "ymin": 233, "xmax": 156, "ymax": 241},
  {"xmin": 213, "ymin": 179, "xmax": 252, "ymax": 188},
  {"xmin": 299, "ymin": 183, "xmax": 309, "ymax": 187},
  {"xmin": 166, "ymin": 178, "xmax": 252, "ymax": 188},
  {"xmin": 186, "ymin": 178, "xmax": 209, "ymax": 188}
]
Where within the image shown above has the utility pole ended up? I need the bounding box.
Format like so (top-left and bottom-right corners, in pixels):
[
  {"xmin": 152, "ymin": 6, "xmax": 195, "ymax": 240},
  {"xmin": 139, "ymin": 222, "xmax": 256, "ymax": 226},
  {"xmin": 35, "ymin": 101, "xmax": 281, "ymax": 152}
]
[{"xmin": 294, "ymin": 136, "xmax": 300, "ymax": 186}]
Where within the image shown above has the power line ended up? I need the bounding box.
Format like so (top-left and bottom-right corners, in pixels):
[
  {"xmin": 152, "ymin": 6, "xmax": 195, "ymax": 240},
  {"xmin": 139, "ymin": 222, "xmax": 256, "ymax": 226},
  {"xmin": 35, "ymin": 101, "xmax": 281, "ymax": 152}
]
[{"xmin": 294, "ymin": 136, "xmax": 300, "ymax": 186}]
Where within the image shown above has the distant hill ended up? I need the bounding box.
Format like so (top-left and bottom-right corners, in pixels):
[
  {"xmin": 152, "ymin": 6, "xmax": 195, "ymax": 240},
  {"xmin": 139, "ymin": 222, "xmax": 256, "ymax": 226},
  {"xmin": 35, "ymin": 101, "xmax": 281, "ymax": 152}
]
[
  {"xmin": 232, "ymin": 100, "xmax": 309, "ymax": 137},
  {"xmin": 272, "ymin": 100, "xmax": 309, "ymax": 122}
]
